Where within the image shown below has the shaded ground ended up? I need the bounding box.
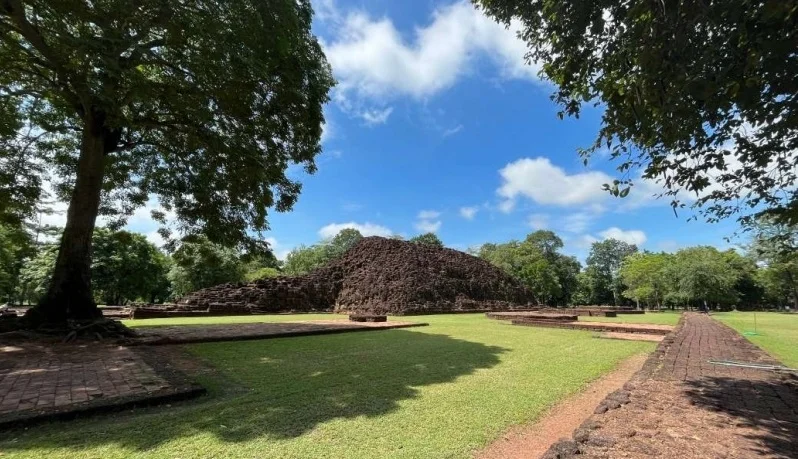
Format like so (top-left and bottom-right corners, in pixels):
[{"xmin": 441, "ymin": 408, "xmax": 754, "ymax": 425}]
[
  {"xmin": 0, "ymin": 314, "xmax": 652, "ymax": 459},
  {"xmin": 550, "ymin": 313, "xmax": 798, "ymax": 459}
]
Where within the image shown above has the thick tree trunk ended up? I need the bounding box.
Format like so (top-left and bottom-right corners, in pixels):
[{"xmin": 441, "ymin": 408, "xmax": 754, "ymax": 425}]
[{"xmin": 34, "ymin": 115, "xmax": 108, "ymax": 323}]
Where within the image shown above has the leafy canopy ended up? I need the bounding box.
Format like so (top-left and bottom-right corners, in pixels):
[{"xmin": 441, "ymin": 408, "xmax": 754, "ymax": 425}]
[
  {"xmin": 409, "ymin": 232, "xmax": 444, "ymax": 248},
  {"xmin": 0, "ymin": 0, "xmax": 334, "ymax": 250},
  {"xmin": 168, "ymin": 236, "xmax": 245, "ymax": 297},
  {"xmin": 17, "ymin": 228, "xmax": 170, "ymax": 304},
  {"xmin": 478, "ymin": 231, "xmax": 581, "ymax": 305},
  {"xmin": 475, "ymin": 0, "xmax": 798, "ymax": 225},
  {"xmin": 283, "ymin": 229, "xmax": 364, "ymax": 275}
]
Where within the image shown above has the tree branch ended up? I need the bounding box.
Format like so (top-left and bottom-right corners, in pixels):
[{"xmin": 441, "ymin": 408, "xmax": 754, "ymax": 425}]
[{"xmin": 4, "ymin": 0, "xmax": 89, "ymax": 115}]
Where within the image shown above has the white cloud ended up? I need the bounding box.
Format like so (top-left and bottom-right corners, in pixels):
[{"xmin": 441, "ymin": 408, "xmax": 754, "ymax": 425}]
[
  {"xmin": 264, "ymin": 236, "xmax": 291, "ymax": 261},
  {"xmin": 359, "ymin": 107, "xmax": 393, "ymax": 125},
  {"xmin": 415, "ymin": 219, "xmax": 442, "ymax": 233},
  {"xmin": 563, "ymin": 212, "xmax": 593, "ymax": 233},
  {"xmin": 442, "ymin": 124, "xmax": 464, "ymax": 137},
  {"xmin": 459, "ymin": 206, "xmax": 479, "ymax": 220},
  {"xmin": 527, "ymin": 213, "xmax": 549, "ymax": 230},
  {"xmin": 418, "ymin": 210, "xmax": 441, "ymax": 219},
  {"xmin": 598, "ymin": 227, "xmax": 647, "ymax": 246},
  {"xmin": 319, "ymin": 221, "xmax": 393, "ymax": 239},
  {"xmin": 497, "ymin": 157, "xmax": 613, "ymax": 209},
  {"xmin": 323, "ymin": 1, "xmax": 541, "ymax": 103},
  {"xmin": 573, "ymin": 234, "xmax": 599, "ymax": 249},
  {"xmin": 416, "ymin": 210, "xmax": 442, "ymax": 232},
  {"xmin": 497, "ymin": 199, "xmax": 516, "ymax": 213}
]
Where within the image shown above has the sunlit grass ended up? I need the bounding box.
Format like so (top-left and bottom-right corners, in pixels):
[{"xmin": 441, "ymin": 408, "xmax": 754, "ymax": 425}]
[
  {"xmin": 713, "ymin": 311, "xmax": 798, "ymax": 368},
  {"xmin": 1, "ymin": 314, "xmax": 653, "ymax": 459},
  {"xmin": 123, "ymin": 313, "xmax": 347, "ymax": 328},
  {"xmin": 578, "ymin": 310, "xmax": 681, "ymax": 326}
]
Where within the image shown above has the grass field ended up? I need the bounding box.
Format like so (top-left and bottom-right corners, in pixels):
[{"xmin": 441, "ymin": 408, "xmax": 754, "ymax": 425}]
[
  {"xmin": 713, "ymin": 311, "xmax": 798, "ymax": 368},
  {"xmin": 0, "ymin": 314, "xmax": 653, "ymax": 459},
  {"xmin": 123, "ymin": 313, "xmax": 343, "ymax": 327},
  {"xmin": 578, "ymin": 310, "xmax": 682, "ymax": 326}
]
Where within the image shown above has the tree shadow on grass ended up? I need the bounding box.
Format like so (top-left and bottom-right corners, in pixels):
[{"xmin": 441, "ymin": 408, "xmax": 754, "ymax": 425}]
[
  {"xmin": 682, "ymin": 375, "xmax": 798, "ymax": 458},
  {"xmin": 1, "ymin": 329, "xmax": 506, "ymax": 453}
]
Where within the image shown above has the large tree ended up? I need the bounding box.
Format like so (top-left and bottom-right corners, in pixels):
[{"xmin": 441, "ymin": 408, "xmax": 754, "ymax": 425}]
[
  {"xmin": 478, "ymin": 231, "xmax": 579, "ymax": 305},
  {"xmin": 409, "ymin": 232, "xmax": 444, "ymax": 248},
  {"xmin": 475, "ymin": 0, "xmax": 798, "ymax": 225},
  {"xmin": 0, "ymin": 0, "xmax": 333, "ymax": 323},
  {"xmin": 585, "ymin": 239, "xmax": 638, "ymax": 305},
  {"xmin": 748, "ymin": 218, "xmax": 798, "ymax": 308},
  {"xmin": 167, "ymin": 236, "xmax": 245, "ymax": 297},
  {"xmin": 283, "ymin": 229, "xmax": 363, "ymax": 275}
]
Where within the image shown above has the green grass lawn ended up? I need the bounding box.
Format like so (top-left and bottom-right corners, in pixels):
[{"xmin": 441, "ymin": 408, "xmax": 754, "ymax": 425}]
[
  {"xmin": 713, "ymin": 311, "xmax": 798, "ymax": 368},
  {"xmin": 1, "ymin": 314, "xmax": 653, "ymax": 459},
  {"xmin": 123, "ymin": 313, "xmax": 345, "ymax": 327},
  {"xmin": 578, "ymin": 310, "xmax": 682, "ymax": 326}
]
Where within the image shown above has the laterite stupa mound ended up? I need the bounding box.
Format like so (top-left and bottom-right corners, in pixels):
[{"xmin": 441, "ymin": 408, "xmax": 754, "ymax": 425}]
[{"xmin": 179, "ymin": 236, "xmax": 536, "ymax": 315}]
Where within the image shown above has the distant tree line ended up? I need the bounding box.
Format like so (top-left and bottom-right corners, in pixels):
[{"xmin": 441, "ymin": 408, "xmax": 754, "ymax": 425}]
[
  {"xmin": 2, "ymin": 218, "xmax": 795, "ymax": 311},
  {"xmin": 474, "ymin": 220, "xmax": 798, "ymax": 311}
]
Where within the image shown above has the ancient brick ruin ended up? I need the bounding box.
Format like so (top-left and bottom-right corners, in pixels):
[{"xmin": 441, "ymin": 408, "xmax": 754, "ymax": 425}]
[{"xmin": 174, "ymin": 236, "xmax": 536, "ymax": 315}]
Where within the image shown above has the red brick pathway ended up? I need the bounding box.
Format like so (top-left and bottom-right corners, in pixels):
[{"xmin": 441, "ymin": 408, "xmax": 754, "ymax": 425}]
[
  {"xmin": 544, "ymin": 313, "xmax": 798, "ymax": 459},
  {"xmin": 0, "ymin": 342, "xmax": 201, "ymax": 427}
]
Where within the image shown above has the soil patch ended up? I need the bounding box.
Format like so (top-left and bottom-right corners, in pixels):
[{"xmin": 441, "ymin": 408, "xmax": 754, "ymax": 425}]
[{"xmin": 477, "ymin": 354, "xmax": 648, "ymax": 459}]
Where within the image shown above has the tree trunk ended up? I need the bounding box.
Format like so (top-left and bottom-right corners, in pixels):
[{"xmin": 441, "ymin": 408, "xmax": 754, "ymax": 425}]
[{"xmin": 33, "ymin": 114, "xmax": 108, "ymax": 323}]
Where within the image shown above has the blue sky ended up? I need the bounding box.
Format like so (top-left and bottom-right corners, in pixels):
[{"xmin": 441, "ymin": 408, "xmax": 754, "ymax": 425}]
[{"xmin": 118, "ymin": 0, "xmax": 740, "ymax": 261}]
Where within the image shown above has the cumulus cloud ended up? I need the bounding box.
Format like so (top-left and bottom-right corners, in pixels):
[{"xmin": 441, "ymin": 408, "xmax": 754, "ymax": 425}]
[
  {"xmin": 318, "ymin": 221, "xmax": 393, "ymax": 238},
  {"xmin": 598, "ymin": 227, "xmax": 647, "ymax": 246},
  {"xmin": 459, "ymin": 206, "xmax": 479, "ymax": 220},
  {"xmin": 323, "ymin": 1, "xmax": 541, "ymax": 104},
  {"xmin": 527, "ymin": 213, "xmax": 549, "ymax": 230},
  {"xmin": 563, "ymin": 212, "xmax": 594, "ymax": 233},
  {"xmin": 497, "ymin": 157, "xmax": 613, "ymax": 210},
  {"xmin": 415, "ymin": 219, "xmax": 442, "ymax": 233},
  {"xmin": 415, "ymin": 210, "xmax": 442, "ymax": 232},
  {"xmin": 359, "ymin": 107, "xmax": 393, "ymax": 125},
  {"xmin": 418, "ymin": 210, "xmax": 441, "ymax": 219}
]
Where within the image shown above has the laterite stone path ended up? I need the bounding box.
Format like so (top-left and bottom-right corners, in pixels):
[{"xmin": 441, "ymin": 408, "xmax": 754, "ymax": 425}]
[{"xmin": 549, "ymin": 313, "xmax": 798, "ymax": 459}]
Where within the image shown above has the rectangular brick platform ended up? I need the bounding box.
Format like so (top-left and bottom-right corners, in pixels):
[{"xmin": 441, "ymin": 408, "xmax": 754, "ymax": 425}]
[
  {"xmin": 486, "ymin": 311, "xmax": 578, "ymax": 321},
  {"xmin": 128, "ymin": 320, "xmax": 427, "ymax": 345},
  {"xmin": 0, "ymin": 342, "xmax": 203, "ymax": 429},
  {"xmin": 510, "ymin": 319, "xmax": 674, "ymax": 335}
]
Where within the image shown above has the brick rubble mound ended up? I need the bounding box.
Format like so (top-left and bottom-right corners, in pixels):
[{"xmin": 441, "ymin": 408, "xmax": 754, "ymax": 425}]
[{"xmin": 177, "ymin": 236, "xmax": 536, "ymax": 315}]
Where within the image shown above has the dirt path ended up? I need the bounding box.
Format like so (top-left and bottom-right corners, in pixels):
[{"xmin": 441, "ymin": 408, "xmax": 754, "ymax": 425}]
[
  {"xmin": 477, "ymin": 353, "xmax": 648, "ymax": 459},
  {"xmin": 545, "ymin": 313, "xmax": 798, "ymax": 459}
]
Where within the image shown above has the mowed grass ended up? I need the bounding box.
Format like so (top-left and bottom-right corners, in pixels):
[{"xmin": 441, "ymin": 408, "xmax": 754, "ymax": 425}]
[
  {"xmin": 123, "ymin": 313, "xmax": 345, "ymax": 328},
  {"xmin": 578, "ymin": 310, "xmax": 682, "ymax": 326},
  {"xmin": 0, "ymin": 314, "xmax": 653, "ymax": 459},
  {"xmin": 713, "ymin": 311, "xmax": 798, "ymax": 368}
]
